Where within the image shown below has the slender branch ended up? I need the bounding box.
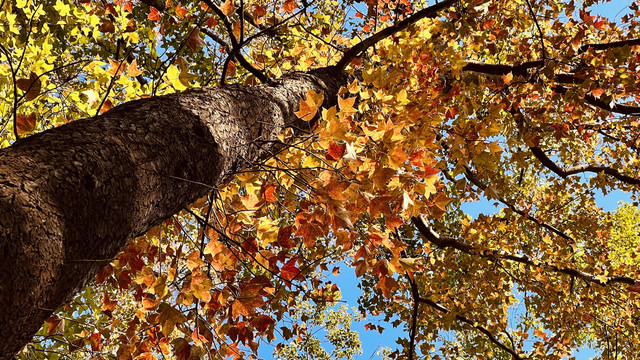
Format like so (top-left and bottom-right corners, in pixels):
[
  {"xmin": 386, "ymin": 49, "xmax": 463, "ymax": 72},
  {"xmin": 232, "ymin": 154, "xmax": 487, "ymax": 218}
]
[
  {"xmin": 200, "ymin": 0, "xmax": 270, "ymax": 85},
  {"xmin": 458, "ymin": 167, "xmax": 574, "ymax": 241},
  {"xmin": 415, "ymin": 294, "xmax": 523, "ymax": 359},
  {"xmin": 411, "ymin": 216, "xmax": 637, "ymax": 287},
  {"xmin": 529, "ymin": 145, "xmax": 640, "ymax": 185},
  {"xmin": 524, "ymin": 0, "xmax": 547, "ymax": 59},
  {"xmin": 335, "ymin": 0, "xmax": 458, "ymax": 70}
]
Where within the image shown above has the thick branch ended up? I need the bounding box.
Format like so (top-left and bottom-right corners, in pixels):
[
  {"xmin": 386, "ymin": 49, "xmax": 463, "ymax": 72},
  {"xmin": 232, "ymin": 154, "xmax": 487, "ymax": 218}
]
[
  {"xmin": 529, "ymin": 146, "xmax": 640, "ymax": 185},
  {"xmin": 552, "ymin": 85, "xmax": 640, "ymax": 115},
  {"xmin": 411, "ymin": 216, "xmax": 637, "ymax": 287},
  {"xmin": 335, "ymin": 0, "xmax": 457, "ymax": 70},
  {"xmin": 579, "ymin": 38, "xmax": 640, "ymax": 54}
]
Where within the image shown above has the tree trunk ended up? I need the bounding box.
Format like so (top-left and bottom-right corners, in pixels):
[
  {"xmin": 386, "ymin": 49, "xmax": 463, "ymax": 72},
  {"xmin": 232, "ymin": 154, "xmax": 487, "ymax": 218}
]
[{"xmin": 0, "ymin": 67, "xmax": 345, "ymax": 358}]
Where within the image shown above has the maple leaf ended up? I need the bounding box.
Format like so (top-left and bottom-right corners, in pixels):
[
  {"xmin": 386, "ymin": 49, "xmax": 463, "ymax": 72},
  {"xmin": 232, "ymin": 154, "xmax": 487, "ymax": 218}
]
[
  {"xmin": 283, "ymin": 0, "xmax": 297, "ymax": 13},
  {"xmin": 326, "ymin": 141, "xmax": 346, "ymax": 161},
  {"xmin": 187, "ymin": 28, "xmax": 206, "ymax": 51},
  {"xmin": 127, "ymin": 59, "xmax": 143, "ymax": 77},
  {"xmin": 220, "ymin": 0, "xmax": 237, "ymax": 16},
  {"xmin": 15, "ymin": 112, "xmax": 36, "ymax": 135},
  {"xmin": 175, "ymin": 3, "xmax": 188, "ymax": 18},
  {"xmin": 280, "ymin": 257, "xmax": 300, "ymax": 281},
  {"xmin": 15, "ymin": 72, "xmax": 41, "ymax": 102},
  {"xmin": 294, "ymin": 89, "xmax": 324, "ymax": 121},
  {"xmin": 148, "ymin": 6, "xmax": 161, "ymax": 21}
]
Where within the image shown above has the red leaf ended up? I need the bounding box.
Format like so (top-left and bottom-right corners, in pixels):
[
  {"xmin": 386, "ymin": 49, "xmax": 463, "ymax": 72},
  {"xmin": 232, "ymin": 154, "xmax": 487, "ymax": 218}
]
[
  {"xmin": 277, "ymin": 226, "xmax": 295, "ymax": 248},
  {"xmin": 148, "ymin": 7, "xmax": 161, "ymax": 21},
  {"xmin": 280, "ymin": 257, "xmax": 300, "ymax": 281},
  {"xmin": 253, "ymin": 315, "xmax": 275, "ymax": 333},
  {"xmin": 89, "ymin": 332, "xmax": 102, "ymax": 351},
  {"xmin": 326, "ymin": 142, "xmax": 346, "ymax": 161}
]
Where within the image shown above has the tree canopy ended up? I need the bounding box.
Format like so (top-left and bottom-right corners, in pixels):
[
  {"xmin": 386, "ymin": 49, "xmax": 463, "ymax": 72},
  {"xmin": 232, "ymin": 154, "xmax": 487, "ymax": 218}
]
[{"xmin": 2, "ymin": 0, "xmax": 640, "ymax": 359}]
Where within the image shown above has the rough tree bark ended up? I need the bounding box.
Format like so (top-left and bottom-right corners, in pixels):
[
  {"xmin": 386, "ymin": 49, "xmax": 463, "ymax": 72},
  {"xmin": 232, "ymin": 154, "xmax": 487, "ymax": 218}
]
[{"xmin": 0, "ymin": 67, "xmax": 345, "ymax": 358}]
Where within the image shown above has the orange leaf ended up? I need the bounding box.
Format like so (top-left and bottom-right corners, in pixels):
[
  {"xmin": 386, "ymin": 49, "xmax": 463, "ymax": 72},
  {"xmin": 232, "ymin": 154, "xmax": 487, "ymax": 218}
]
[
  {"xmin": 99, "ymin": 99, "xmax": 113, "ymax": 114},
  {"xmin": 107, "ymin": 58, "xmax": 125, "ymax": 76},
  {"xmin": 294, "ymin": 89, "xmax": 324, "ymax": 121},
  {"xmin": 591, "ymin": 88, "xmax": 605, "ymax": 98},
  {"xmin": 262, "ymin": 183, "xmax": 277, "ymax": 202},
  {"xmin": 123, "ymin": 1, "xmax": 133, "ymax": 12},
  {"xmin": 220, "ymin": 0, "xmax": 236, "ymax": 16},
  {"xmin": 175, "ymin": 3, "xmax": 188, "ymax": 18},
  {"xmin": 15, "ymin": 112, "xmax": 36, "ymax": 135},
  {"xmin": 283, "ymin": 0, "xmax": 297, "ymax": 12},
  {"xmin": 503, "ymin": 71, "xmax": 513, "ymax": 85},
  {"xmin": 89, "ymin": 332, "xmax": 102, "ymax": 351},
  {"xmin": 127, "ymin": 59, "xmax": 143, "ymax": 77},
  {"xmin": 148, "ymin": 6, "xmax": 161, "ymax": 21},
  {"xmin": 376, "ymin": 275, "xmax": 399, "ymax": 298},
  {"xmin": 337, "ymin": 96, "xmax": 356, "ymax": 113}
]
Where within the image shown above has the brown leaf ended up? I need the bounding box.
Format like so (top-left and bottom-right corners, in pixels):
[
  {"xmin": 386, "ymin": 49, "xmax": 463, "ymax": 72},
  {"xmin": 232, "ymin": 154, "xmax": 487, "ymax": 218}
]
[
  {"xmin": 187, "ymin": 28, "xmax": 206, "ymax": 51},
  {"xmin": 16, "ymin": 72, "xmax": 41, "ymax": 102},
  {"xmin": 15, "ymin": 112, "xmax": 36, "ymax": 135}
]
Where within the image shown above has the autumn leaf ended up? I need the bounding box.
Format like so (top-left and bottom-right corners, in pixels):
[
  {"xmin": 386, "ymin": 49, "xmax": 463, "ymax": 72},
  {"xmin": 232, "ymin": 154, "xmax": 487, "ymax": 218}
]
[
  {"xmin": 45, "ymin": 315, "xmax": 65, "ymax": 336},
  {"xmin": 175, "ymin": 3, "xmax": 188, "ymax": 18},
  {"xmin": 148, "ymin": 6, "xmax": 161, "ymax": 21},
  {"xmin": 280, "ymin": 257, "xmax": 300, "ymax": 281},
  {"xmin": 15, "ymin": 112, "xmax": 36, "ymax": 135},
  {"xmin": 127, "ymin": 59, "xmax": 143, "ymax": 77},
  {"xmin": 283, "ymin": 0, "xmax": 297, "ymax": 13},
  {"xmin": 16, "ymin": 72, "xmax": 41, "ymax": 102},
  {"xmin": 294, "ymin": 89, "xmax": 324, "ymax": 121},
  {"xmin": 220, "ymin": 0, "xmax": 236, "ymax": 16},
  {"xmin": 503, "ymin": 71, "xmax": 513, "ymax": 85},
  {"xmin": 187, "ymin": 28, "xmax": 206, "ymax": 51},
  {"xmin": 326, "ymin": 141, "xmax": 346, "ymax": 161},
  {"xmin": 107, "ymin": 59, "xmax": 125, "ymax": 76}
]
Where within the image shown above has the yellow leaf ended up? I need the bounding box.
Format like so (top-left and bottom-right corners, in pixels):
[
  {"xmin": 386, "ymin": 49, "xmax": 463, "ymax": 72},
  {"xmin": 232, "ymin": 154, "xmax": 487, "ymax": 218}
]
[{"xmin": 54, "ymin": 0, "xmax": 71, "ymax": 16}]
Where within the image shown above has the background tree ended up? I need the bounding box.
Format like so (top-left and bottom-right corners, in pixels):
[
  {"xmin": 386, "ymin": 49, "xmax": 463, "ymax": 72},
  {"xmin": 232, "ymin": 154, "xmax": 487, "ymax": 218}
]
[{"xmin": 2, "ymin": 0, "xmax": 640, "ymax": 359}]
